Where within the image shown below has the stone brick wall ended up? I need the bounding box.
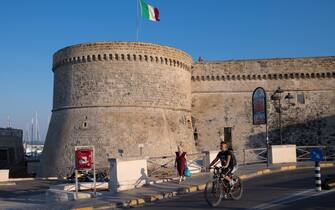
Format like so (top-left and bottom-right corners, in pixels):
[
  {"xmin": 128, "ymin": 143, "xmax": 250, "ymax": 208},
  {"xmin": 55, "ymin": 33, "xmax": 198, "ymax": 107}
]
[
  {"xmin": 40, "ymin": 42, "xmax": 196, "ymax": 177},
  {"xmin": 191, "ymin": 57, "xmax": 335, "ymax": 161},
  {"xmin": 41, "ymin": 40, "xmax": 335, "ymax": 176}
]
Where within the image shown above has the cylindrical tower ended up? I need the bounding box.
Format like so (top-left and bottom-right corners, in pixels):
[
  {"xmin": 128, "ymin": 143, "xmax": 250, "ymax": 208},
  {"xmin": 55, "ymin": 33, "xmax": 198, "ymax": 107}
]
[{"xmin": 40, "ymin": 42, "xmax": 196, "ymax": 177}]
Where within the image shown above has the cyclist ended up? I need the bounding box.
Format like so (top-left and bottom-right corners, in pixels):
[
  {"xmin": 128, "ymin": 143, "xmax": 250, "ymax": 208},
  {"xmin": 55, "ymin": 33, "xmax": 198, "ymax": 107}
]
[{"xmin": 209, "ymin": 141, "xmax": 237, "ymax": 187}]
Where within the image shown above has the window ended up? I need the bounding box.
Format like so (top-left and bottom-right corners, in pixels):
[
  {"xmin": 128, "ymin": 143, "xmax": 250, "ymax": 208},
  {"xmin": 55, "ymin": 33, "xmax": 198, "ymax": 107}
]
[
  {"xmin": 82, "ymin": 121, "xmax": 88, "ymax": 129},
  {"xmin": 297, "ymin": 93, "xmax": 305, "ymax": 104},
  {"xmin": 193, "ymin": 128, "xmax": 199, "ymax": 141},
  {"xmin": 224, "ymin": 127, "xmax": 232, "ymax": 145}
]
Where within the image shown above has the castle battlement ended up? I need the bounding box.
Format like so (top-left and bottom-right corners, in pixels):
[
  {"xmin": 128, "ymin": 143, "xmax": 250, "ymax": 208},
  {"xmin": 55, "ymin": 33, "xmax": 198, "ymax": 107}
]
[
  {"xmin": 191, "ymin": 56, "xmax": 335, "ymax": 82},
  {"xmin": 192, "ymin": 71, "xmax": 335, "ymax": 82},
  {"xmin": 52, "ymin": 42, "xmax": 193, "ymax": 72}
]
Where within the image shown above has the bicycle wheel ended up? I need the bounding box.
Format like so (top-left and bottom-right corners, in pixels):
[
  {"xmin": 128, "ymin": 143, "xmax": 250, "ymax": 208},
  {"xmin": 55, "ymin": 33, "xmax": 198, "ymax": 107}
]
[
  {"xmin": 230, "ymin": 176, "xmax": 243, "ymax": 200},
  {"xmin": 204, "ymin": 180, "xmax": 223, "ymax": 207}
]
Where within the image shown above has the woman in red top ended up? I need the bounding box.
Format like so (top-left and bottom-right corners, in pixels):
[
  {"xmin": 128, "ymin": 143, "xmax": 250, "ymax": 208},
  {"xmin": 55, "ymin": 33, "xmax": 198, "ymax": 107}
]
[{"xmin": 175, "ymin": 145, "xmax": 187, "ymax": 183}]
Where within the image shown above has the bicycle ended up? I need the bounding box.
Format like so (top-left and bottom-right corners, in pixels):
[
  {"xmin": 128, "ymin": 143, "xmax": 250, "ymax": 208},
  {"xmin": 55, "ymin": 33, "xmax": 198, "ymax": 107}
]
[{"xmin": 204, "ymin": 166, "xmax": 243, "ymax": 207}]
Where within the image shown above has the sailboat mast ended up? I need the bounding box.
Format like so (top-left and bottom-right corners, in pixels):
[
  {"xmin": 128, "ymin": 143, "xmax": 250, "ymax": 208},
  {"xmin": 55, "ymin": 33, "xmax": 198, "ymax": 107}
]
[
  {"xmin": 36, "ymin": 112, "xmax": 40, "ymax": 143},
  {"xmin": 7, "ymin": 115, "xmax": 11, "ymax": 128},
  {"xmin": 31, "ymin": 118, "xmax": 34, "ymax": 145}
]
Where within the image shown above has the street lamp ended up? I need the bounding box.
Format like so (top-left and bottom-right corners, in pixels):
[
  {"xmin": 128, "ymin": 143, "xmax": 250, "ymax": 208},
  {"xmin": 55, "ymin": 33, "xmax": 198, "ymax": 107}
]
[{"xmin": 270, "ymin": 87, "xmax": 295, "ymax": 144}]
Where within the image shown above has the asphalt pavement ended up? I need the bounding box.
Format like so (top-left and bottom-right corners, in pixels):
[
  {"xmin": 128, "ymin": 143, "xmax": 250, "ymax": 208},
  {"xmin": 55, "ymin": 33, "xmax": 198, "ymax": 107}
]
[
  {"xmin": 0, "ymin": 163, "xmax": 334, "ymax": 210},
  {"xmin": 137, "ymin": 167, "xmax": 335, "ymax": 210}
]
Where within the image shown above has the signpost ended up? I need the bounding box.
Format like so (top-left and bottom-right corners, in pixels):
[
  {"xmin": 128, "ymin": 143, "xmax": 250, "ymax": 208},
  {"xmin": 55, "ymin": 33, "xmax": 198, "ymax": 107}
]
[
  {"xmin": 74, "ymin": 146, "xmax": 96, "ymax": 198},
  {"xmin": 252, "ymin": 87, "xmax": 269, "ymax": 166},
  {"xmin": 310, "ymin": 148, "xmax": 324, "ymax": 191}
]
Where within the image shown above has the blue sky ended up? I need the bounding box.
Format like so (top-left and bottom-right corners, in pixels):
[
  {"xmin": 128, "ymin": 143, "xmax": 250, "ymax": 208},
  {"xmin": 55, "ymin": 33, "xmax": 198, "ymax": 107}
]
[{"xmin": 0, "ymin": 0, "xmax": 334, "ymax": 142}]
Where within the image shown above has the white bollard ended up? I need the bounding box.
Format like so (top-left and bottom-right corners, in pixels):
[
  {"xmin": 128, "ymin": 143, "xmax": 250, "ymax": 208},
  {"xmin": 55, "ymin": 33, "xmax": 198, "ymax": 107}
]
[{"xmin": 315, "ymin": 161, "xmax": 321, "ymax": 191}]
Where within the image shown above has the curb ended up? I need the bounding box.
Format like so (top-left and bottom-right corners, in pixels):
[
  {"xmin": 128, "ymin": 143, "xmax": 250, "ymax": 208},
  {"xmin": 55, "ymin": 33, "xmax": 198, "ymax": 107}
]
[
  {"xmin": 0, "ymin": 182, "xmax": 16, "ymax": 186},
  {"xmin": 147, "ymin": 177, "xmax": 180, "ymax": 185},
  {"xmin": 2, "ymin": 177, "xmax": 65, "ymax": 182},
  {"xmin": 72, "ymin": 162, "xmax": 335, "ymax": 209}
]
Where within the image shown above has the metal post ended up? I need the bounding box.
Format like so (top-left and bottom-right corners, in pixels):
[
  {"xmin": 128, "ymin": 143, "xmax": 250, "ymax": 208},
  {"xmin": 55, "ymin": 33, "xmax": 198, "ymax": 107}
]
[
  {"xmin": 75, "ymin": 169, "xmax": 79, "ymax": 199},
  {"xmin": 278, "ymin": 93, "xmax": 283, "ymax": 145},
  {"xmin": 243, "ymin": 149, "xmax": 245, "ymax": 165},
  {"xmin": 136, "ymin": 0, "xmax": 140, "ymax": 41},
  {"xmin": 93, "ymin": 147, "xmax": 96, "ymax": 197},
  {"xmin": 266, "ymin": 122, "xmax": 269, "ymax": 167},
  {"xmin": 315, "ymin": 161, "xmax": 321, "ymax": 191}
]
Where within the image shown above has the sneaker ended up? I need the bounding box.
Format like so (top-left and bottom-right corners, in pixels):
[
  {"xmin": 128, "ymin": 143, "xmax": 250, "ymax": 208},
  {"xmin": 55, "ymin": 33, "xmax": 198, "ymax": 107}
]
[{"xmin": 223, "ymin": 193, "xmax": 228, "ymax": 199}]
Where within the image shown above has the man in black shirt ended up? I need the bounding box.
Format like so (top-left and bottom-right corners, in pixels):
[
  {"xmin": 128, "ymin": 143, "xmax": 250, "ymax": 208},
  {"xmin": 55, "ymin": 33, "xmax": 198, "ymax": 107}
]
[{"xmin": 209, "ymin": 141, "xmax": 237, "ymax": 186}]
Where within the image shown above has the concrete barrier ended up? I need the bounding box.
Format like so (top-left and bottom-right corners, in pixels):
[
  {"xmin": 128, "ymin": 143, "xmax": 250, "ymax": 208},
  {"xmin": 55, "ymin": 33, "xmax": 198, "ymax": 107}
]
[
  {"xmin": 0, "ymin": 169, "xmax": 9, "ymax": 182},
  {"xmin": 109, "ymin": 157, "xmax": 148, "ymax": 192},
  {"xmin": 270, "ymin": 144, "xmax": 297, "ymax": 164}
]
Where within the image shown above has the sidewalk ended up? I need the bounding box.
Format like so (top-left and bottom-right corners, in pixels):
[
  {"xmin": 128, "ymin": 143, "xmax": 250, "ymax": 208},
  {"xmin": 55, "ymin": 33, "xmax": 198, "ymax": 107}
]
[{"xmin": 68, "ymin": 161, "xmax": 334, "ymax": 210}]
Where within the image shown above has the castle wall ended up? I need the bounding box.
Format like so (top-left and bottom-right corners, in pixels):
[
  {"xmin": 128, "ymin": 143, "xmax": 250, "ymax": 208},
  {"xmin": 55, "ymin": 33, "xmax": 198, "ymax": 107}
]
[
  {"xmin": 191, "ymin": 57, "xmax": 335, "ymax": 161},
  {"xmin": 41, "ymin": 40, "xmax": 335, "ymax": 175},
  {"xmin": 40, "ymin": 42, "xmax": 196, "ymax": 177}
]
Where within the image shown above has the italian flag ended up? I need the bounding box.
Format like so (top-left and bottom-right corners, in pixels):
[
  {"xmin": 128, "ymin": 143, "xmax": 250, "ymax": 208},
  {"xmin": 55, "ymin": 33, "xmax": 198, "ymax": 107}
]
[{"xmin": 140, "ymin": 0, "xmax": 160, "ymax": 22}]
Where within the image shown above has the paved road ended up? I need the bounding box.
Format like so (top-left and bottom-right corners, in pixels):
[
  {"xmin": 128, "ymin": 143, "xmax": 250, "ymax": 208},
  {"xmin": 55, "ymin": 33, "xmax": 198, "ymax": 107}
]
[
  {"xmin": 0, "ymin": 180, "xmax": 64, "ymax": 198},
  {"xmin": 138, "ymin": 168, "xmax": 335, "ymax": 210},
  {"xmin": 0, "ymin": 180, "xmax": 65, "ymax": 209}
]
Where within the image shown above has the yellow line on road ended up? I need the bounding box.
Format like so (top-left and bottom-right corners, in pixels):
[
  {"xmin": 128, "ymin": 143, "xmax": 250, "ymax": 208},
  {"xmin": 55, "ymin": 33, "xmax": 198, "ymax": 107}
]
[
  {"xmin": 280, "ymin": 165, "xmax": 296, "ymax": 171},
  {"xmin": 321, "ymin": 163, "xmax": 334, "ymax": 167},
  {"xmin": 71, "ymin": 207, "xmax": 93, "ymax": 210}
]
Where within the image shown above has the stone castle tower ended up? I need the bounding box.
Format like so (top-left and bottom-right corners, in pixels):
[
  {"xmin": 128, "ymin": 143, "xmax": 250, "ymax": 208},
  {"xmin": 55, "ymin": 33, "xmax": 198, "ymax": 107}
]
[
  {"xmin": 41, "ymin": 41, "xmax": 335, "ymax": 177},
  {"xmin": 40, "ymin": 42, "xmax": 197, "ymax": 177}
]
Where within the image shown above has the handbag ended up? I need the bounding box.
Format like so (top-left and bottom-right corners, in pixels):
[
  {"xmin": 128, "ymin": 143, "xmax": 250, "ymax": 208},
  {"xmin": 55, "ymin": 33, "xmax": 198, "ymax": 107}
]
[{"xmin": 184, "ymin": 166, "xmax": 191, "ymax": 177}]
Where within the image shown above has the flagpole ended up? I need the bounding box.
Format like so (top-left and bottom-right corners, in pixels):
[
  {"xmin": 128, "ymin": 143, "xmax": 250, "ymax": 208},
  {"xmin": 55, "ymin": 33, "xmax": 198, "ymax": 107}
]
[{"xmin": 136, "ymin": 0, "xmax": 139, "ymax": 41}]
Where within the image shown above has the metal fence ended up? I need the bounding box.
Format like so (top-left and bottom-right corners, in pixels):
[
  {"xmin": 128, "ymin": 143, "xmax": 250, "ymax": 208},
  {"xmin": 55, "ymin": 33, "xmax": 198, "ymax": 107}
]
[
  {"xmin": 147, "ymin": 152, "xmax": 205, "ymax": 178},
  {"xmin": 147, "ymin": 155, "xmax": 176, "ymax": 178},
  {"xmin": 145, "ymin": 145, "xmax": 334, "ymax": 178},
  {"xmin": 241, "ymin": 145, "xmax": 335, "ymax": 165},
  {"xmin": 296, "ymin": 146, "xmax": 335, "ymax": 161},
  {"xmin": 242, "ymin": 148, "xmax": 268, "ymax": 165},
  {"xmin": 186, "ymin": 152, "xmax": 206, "ymax": 173}
]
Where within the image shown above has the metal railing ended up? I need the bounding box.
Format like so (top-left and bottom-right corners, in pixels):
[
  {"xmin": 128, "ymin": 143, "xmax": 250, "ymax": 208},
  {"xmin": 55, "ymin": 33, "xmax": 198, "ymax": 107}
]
[
  {"xmin": 186, "ymin": 152, "xmax": 206, "ymax": 172},
  {"xmin": 241, "ymin": 145, "xmax": 335, "ymax": 165},
  {"xmin": 147, "ymin": 154, "xmax": 175, "ymax": 178},
  {"xmin": 147, "ymin": 152, "xmax": 205, "ymax": 178},
  {"xmin": 296, "ymin": 146, "xmax": 335, "ymax": 161},
  {"xmin": 242, "ymin": 148, "xmax": 268, "ymax": 165}
]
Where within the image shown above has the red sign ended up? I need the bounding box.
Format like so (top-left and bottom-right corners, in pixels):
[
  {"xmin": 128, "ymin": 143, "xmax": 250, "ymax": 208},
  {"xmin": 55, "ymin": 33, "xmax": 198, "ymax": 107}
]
[{"xmin": 75, "ymin": 148, "xmax": 93, "ymax": 170}]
